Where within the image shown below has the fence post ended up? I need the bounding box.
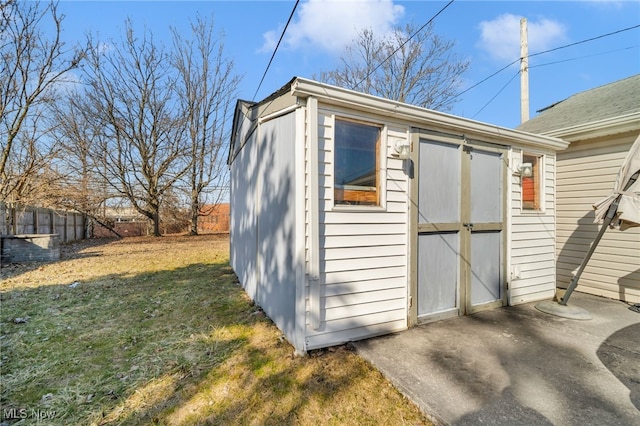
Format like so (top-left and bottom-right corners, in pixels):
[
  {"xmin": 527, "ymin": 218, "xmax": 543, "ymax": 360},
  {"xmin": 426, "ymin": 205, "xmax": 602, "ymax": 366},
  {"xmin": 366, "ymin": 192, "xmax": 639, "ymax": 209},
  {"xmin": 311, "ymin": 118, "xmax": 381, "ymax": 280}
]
[
  {"xmin": 33, "ymin": 208, "xmax": 38, "ymax": 234},
  {"xmin": 0, "ymin": 202, "xmax": 5, "ymax": 234},
  {"xmin": 11, "ymin": 206, "xmax": 16, "ymax": 234},
  {"xmin": 82, "ymin": 214, "xmax": 88, "ymax": 239}
]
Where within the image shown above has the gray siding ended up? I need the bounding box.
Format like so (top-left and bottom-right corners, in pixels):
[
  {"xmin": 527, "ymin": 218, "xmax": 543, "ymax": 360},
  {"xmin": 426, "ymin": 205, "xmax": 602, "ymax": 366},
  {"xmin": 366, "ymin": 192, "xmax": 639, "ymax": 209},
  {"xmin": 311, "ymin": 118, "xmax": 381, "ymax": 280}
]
[
  {"xmin": 255, "ymin": 113, "xmax": 298, "ymax": 339},
  {"xmin": 230, "ymin": 112, "xmax": 299, "ymax": 340},
  {"xmin": 230, "ymin": 130, "xmax": 258, "ymax": 299}
]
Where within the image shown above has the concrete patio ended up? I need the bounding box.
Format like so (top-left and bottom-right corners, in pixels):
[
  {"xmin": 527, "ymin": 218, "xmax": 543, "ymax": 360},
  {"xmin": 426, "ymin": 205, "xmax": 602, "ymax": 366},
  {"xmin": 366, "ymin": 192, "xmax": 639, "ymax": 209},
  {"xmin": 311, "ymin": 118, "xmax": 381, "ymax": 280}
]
[{"xmin": 354, "ymin": 292, "xmax": 640, "ymax": 425}]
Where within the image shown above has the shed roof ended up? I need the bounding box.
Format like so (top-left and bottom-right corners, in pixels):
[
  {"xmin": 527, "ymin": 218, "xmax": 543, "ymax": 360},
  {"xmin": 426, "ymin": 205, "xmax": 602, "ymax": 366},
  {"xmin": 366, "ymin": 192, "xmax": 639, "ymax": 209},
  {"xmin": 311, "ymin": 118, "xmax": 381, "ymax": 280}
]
[
  {"xmin": 518, "ymin": 74, "xmax": 640, "ymax": 135},
  {"xmin": 229, "ymin": 77, "xmax": 570, "ymax": 165}
]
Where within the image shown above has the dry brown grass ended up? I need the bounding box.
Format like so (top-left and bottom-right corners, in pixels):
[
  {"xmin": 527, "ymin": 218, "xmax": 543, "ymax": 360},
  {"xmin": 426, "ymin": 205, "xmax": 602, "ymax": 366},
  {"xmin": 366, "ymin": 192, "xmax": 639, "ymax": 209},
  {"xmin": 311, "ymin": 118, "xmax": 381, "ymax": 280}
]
[{"xmin": 1, "ymin": 234, "xmax": 430, "ymax": 425}]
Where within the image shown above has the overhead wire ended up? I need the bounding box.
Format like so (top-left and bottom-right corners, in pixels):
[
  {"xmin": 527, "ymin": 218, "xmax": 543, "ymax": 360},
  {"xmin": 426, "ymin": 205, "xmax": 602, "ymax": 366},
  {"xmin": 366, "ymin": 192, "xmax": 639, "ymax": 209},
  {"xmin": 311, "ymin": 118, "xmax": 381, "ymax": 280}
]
[
  {"xmin": 453, "ymin": 23, "xmax": 640, "ymax": 102},
  {"xmin": 529, "ymin": 44, "xmax": 640, "ymax": 69},
  {"xmin": 351, "ymin": 0, "xmax": 456, "ymax": 92},
  {"xmin": 471, "ymin": 69, "xmax": 520, "ymax": 119},
  {"xmin": 252, "ymin": 0, "xmax": 457, "ymax": 101},
  {"xmin": 250, "ymin": 5, "xmax": 637, "ymax": 127},
  {"xmin": 252, "ymin": 0, "xmax": 300, "ymax": 101},
  {"xmin": 528, "ymin": 23, "xmax": 640, "ymax": 59},
  {"xmin": 472, "ymin": 43, "xmax": 640, "ymax": 116}
]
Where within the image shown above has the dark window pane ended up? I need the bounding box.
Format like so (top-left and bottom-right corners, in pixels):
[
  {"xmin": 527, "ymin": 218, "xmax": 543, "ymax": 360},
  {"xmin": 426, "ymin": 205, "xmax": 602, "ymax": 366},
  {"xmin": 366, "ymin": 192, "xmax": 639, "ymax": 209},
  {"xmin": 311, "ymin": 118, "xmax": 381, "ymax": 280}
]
[{"xmin": 334, "ymin": 119, "xmax": 380, "ymax": 206}]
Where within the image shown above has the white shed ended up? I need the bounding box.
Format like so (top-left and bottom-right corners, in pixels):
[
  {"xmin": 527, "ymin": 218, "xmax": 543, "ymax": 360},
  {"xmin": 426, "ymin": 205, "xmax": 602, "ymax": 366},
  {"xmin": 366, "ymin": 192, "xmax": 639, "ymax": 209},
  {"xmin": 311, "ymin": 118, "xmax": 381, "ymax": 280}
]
[{"xmin": 229, "ymin": 77, "xmax": 568, "ymax": 354}]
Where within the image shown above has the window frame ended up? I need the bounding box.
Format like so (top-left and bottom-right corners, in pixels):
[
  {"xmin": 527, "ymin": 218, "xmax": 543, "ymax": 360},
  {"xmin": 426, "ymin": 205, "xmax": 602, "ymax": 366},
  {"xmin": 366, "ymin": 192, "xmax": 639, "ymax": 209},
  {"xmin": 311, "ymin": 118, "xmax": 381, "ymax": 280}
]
[
  {"xmin": 521, "ymin": 152, "xmax": 544, "ymax": 212},
  {"xmin": 332, "ymin": 116, "xmax": 386, "ymax": 210}
]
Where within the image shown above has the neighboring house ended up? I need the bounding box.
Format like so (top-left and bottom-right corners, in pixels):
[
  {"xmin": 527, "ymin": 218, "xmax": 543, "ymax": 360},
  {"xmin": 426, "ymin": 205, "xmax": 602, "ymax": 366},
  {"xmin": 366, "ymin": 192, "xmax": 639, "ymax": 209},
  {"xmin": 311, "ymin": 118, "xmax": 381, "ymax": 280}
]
[
  {"xmin": 197, "ymin": 203, "xmax": 230, "ymax": 233},
  {"xmin": 519, "ymin": 74, "xmax": 640, "ymax": 304},
  {"xmin": 229, "ymin": 77, "xmax": 568, "ymax": 354},
  {"xmin": 93, "ymin": 206, "xmax": 148, "ymax": 238}
]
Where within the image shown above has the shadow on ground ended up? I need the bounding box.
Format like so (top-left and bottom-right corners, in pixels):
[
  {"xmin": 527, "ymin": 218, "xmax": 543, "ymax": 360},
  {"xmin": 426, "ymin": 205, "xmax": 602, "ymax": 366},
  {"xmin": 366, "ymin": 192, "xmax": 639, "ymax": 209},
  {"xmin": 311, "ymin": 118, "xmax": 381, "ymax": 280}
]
[
  {"xmin": 1, "ymin": 236, "xmax": 426, "ymax": 425},
  {"xmin": 356, "ymin": 293, "xmax": 640, "ymax": 425}
]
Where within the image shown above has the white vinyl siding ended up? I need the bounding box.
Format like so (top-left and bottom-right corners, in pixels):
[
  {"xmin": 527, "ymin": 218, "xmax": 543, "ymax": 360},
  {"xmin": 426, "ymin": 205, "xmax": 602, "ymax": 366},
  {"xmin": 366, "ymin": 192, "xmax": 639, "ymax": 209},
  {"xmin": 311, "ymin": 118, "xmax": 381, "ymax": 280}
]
[
  {"xmin": 231, "ymin": 77, "xmax": 569, "ymax": 354},
  {"xmin": 509, "ymin": 149, "xmax": 558, "ymax": 304},
  {"xmin": 555, "ymin": 134, "xmax": 640, "ymax": 303},
  {"xmin": 305, "ymin": 108, "xmax": 408, "ymax": 350}
]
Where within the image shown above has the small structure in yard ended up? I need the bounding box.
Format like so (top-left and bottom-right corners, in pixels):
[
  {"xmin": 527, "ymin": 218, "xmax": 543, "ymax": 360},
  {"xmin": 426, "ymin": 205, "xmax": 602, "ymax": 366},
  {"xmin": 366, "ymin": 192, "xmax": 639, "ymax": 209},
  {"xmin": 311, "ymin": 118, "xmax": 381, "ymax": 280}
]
[
  {"xmin": 1, "ymin": 234, "xmax": 60, "ymax": 264},
  {"xmin": 1, "ymin": 203, "xmax": 85, "ymax": 265},
  {"xmin": 519, "ymin": 74, "xmax": 640, "ymax": 304},
  {"xmin": 228, "ymin": 77, "xmax": 568, "ymax": 353}
]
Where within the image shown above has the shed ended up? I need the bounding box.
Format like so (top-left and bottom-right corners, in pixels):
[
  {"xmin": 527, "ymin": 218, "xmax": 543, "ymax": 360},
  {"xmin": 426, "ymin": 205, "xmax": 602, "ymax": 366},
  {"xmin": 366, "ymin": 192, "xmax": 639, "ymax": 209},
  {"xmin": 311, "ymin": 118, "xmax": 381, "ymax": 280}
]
[
  {"xmin": 518, "ymin": 74, "xmax": 640, "ymax": 304},
  {"xmin": 229, "ymin": 77, "xmax": 568, "ymax": 354}
]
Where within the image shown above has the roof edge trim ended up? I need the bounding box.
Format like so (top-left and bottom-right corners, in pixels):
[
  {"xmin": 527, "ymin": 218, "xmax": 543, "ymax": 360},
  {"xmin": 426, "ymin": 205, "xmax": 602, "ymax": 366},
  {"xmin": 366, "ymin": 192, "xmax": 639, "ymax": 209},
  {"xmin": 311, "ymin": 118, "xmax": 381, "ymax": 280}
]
[
  {"xmin": 290, "ymin": 77, "xmax": 569, "ymax": 151},
  {"xmin": 540, "ymin": 112, "xmax": 640, "ymax": 142}
]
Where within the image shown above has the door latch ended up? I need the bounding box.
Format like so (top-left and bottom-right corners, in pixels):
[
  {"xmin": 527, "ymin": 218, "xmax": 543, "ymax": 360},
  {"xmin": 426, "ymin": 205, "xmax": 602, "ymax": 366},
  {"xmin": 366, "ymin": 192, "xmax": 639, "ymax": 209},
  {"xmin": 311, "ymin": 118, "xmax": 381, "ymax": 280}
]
[{"xmin": 463, "ymin": 223, "xmax": 474, "ymax": 230}]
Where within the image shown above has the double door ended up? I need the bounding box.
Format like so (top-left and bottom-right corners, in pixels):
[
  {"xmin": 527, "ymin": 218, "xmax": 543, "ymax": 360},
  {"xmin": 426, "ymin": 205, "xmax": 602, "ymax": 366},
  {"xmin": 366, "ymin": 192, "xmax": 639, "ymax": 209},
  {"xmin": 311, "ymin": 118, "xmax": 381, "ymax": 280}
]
[{"xmin": 412, "ymin": 134, "xmax": 507, "ymax": 322}]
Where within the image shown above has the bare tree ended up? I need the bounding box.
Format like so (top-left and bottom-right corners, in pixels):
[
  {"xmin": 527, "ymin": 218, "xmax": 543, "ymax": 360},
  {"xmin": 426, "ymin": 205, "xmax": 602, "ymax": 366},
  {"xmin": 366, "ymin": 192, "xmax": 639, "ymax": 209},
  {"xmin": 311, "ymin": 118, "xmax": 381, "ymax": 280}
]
[
  {"xmin": 49, "ymin": 89, "xmax": 123, "ymax": 235},
  {"xmin": 317, "ymin": 23, "xmax": 469, "ymax": 111},
  {"xmin": 83, "ymin": 22, "xmax": 190, "ymax": 237},
  {"xmin": 0, "ymin": 0, "xmax": 85, "ymax": 204},
  {"xmin": 171, "ymin": 15, "xmax": 240, "ymax": 235}
]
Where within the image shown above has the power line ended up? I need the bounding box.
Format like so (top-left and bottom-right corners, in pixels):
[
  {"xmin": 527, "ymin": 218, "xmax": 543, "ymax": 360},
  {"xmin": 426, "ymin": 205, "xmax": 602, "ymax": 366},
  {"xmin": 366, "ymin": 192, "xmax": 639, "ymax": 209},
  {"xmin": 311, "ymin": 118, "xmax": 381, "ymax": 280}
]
[
  {"xmin": 469, "ymin": 43, "xmax": 639, "ymax": 119},
  {"xmin": 530, "ymin": 44, "xmax": 639, "ymax": 69},
  {"xmin": 529, "ymin": 24, "xmax": 640, "ymax": 59},
  {"xmin": 252, "ymin": 0, "xmax": 300, "ymax": 101},
  {"xmin": 453, "ymin": 23, "xmax": 640, "ymax": 102},
  {"xmin": 453, "ymin": 59, "xmax": 519, "ymax": 101},
  {"xmin": 471, "ymin": 69, "xmax": 520, "ymax": 119},
  {"xmin": 351, "ymin": 0, "xmax": 456, "ymax": 92}
]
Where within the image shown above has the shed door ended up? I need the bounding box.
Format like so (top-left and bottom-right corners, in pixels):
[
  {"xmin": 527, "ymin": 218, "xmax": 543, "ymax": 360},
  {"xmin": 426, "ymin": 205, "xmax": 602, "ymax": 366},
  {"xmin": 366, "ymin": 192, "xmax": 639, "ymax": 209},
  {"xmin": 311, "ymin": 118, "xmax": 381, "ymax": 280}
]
[{"xmin": 415, "ymin": 137, "xmax": 506, "ymax": 322}]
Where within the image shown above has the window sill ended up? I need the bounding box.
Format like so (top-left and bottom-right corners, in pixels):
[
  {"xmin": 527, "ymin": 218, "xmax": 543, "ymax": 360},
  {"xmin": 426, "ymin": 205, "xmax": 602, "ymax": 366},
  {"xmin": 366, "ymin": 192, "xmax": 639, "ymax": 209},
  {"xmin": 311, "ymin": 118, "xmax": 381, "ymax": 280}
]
[
  {"xmin": 331, "ymin": 205, "xmax": 387, "ymax": 213},
  {"xmin": 519, "ymin": 209, "xmax": 546, "ymax": 215}
]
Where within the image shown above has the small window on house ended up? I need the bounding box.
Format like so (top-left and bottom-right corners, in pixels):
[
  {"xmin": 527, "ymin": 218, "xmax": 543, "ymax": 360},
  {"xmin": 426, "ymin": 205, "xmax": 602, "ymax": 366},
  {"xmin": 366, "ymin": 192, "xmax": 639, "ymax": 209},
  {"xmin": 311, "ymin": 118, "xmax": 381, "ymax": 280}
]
[
  {"xmin": 522, "ymin": 153, "xmax": 542, "ymax": 211},
  {"xmin": 334, "ymin": 118, "xmax": 381, "ymax": 206}
]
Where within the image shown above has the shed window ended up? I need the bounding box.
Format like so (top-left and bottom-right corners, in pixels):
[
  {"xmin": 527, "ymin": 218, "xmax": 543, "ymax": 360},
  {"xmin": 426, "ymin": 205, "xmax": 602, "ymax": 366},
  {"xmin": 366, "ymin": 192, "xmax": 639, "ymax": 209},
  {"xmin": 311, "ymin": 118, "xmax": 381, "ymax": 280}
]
[
  {"xmin": 334, "ymin": 118, "xmax": 381, "ymax": 206},
  {"xmin": 522, "ymin": 153, "xmax": 542, "ymax": 211}
]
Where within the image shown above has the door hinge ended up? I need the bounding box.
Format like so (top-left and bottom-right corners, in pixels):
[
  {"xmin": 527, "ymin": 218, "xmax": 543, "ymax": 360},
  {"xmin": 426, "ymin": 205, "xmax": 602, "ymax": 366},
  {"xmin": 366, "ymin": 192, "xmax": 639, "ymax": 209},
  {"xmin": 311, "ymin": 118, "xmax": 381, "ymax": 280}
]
[{"xmin": 409, "ymin": 296, "xmax": 413, "ymax": 308}]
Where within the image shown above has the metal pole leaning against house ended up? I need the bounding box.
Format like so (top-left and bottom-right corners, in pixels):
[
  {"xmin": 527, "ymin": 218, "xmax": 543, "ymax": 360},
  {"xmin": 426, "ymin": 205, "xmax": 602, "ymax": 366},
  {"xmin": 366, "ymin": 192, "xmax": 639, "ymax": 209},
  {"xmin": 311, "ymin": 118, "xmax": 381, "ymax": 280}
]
[{"xmin": 560, "ymin": 171, "xmax": 639, "ymax": 305}]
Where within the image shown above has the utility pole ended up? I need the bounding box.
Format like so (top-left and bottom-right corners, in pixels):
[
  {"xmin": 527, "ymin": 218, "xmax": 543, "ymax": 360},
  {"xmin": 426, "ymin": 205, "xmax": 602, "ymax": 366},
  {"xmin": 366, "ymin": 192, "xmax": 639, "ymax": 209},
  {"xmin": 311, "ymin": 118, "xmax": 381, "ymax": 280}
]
[{"xmin": 520, "ymin": 17, "xmax": 530, "ymax": 123}]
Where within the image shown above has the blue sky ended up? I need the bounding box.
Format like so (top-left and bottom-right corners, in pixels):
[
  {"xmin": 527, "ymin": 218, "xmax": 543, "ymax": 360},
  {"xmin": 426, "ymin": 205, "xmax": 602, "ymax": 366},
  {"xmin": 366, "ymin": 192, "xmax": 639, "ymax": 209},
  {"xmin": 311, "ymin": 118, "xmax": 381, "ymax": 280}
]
[{"xmin": 55, "ymin": 0, "xmax": 640, "ymax": 128}]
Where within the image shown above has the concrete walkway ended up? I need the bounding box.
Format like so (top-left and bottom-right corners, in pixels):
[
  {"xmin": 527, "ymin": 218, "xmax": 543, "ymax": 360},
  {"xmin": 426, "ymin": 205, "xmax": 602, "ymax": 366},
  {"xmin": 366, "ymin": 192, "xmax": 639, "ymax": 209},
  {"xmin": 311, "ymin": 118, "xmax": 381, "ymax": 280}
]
[{"xmin": 354, "ymin": 292, "xmax": 640, "ymax": 425}]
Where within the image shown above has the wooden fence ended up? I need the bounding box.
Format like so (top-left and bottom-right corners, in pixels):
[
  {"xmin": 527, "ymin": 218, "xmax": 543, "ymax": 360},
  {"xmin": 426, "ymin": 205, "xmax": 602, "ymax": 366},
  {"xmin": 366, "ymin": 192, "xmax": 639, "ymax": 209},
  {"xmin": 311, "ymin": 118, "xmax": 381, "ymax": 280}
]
[{"xmin": 0, "ymin": 202, "xmax": 87, "ymax": 243}]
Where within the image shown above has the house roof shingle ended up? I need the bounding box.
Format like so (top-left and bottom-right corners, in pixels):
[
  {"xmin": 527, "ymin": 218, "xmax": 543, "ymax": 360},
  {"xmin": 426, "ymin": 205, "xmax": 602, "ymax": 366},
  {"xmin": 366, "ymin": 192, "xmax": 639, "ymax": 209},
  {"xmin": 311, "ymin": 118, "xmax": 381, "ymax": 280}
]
[{"xmin": 517, "ymin": 74, "xmax": 640, "ymax": 134}]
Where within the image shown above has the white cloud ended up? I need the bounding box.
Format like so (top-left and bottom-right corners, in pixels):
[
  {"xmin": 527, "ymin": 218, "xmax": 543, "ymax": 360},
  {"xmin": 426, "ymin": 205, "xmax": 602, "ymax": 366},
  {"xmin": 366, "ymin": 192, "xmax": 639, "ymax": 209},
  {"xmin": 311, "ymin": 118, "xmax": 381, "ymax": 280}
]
[
  {"xmin": 477, "ymin": 14, "xmax": 567, "ymax": 62},
  {"xmin": 260, "ymin": 0, "xmax": 405, "ymax": 53}
]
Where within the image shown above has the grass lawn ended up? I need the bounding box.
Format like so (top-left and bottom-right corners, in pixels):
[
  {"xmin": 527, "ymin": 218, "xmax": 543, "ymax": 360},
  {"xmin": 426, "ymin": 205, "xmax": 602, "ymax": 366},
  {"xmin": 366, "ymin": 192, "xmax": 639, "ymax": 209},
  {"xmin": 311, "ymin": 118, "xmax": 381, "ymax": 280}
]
[{"xmin": 1, "ymin": 234, "xmax": 431, "ymax": 425}]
